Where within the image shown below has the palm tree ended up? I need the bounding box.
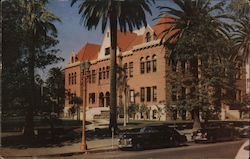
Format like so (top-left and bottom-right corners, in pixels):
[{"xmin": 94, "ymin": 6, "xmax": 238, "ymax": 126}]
[
  {"xmin": 71, "ymin": 0, "xmax": 154, "ymax": 131},
  {"xmin": 158, "ymin": 0, "xmax": 232, "ymax": 129},
  {"xmin": 21, "ymin": 0, "xmax": 60, "ymax": 137},
  {"xmin": 231, "ymin": 16, "xmax": 250, "ymax": 60},
  {"xmin": 228, "ymin": 0, "xmax": 250, "ymax": 17}
]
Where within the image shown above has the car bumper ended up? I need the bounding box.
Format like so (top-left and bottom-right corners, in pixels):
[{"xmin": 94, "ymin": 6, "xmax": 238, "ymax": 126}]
[{"xmin": 118, "ymin": 139, "xmax": 133, "ymax": 148}]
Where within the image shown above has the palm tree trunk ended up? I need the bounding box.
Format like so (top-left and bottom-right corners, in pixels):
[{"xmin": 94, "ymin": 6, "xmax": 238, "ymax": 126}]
[
  {"xmin": 109, "ymin": 6, "xmax": 118, "ymax": 132},
  {"xmin": 24, "ymin": 47, "xmax": 35, "ymax": 139}
]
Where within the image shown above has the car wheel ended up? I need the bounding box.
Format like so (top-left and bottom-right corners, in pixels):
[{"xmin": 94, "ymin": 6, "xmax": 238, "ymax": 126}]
[
  {"xmin": 209, "ymin": 136, "xmax": 215, "ymax": 143},
  {"xmin": 173, "ymin": 139, "xmax": 179, "ymax": 147},
  {"xmin": 133, "ymin": 143, "xmax": 143, "ymax": 150}
]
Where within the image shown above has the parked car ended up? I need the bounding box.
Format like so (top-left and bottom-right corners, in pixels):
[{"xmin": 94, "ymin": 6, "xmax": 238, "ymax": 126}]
[
  {"xmin": 118, "ymin": 125, "xmax": 187, "ymax": 150},
  {"xmin": 192, "ymin": 126, "xmax": 237, "ymax": 143},
  {"xmin": 234, "ymin": 140, "xmax": 249, "ymax": 159},
  {"xmin": 238, "ymin": 126, "xmax": 250, "ymax": 138}
]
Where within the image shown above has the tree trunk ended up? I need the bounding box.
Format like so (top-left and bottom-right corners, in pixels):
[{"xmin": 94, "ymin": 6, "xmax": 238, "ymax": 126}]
[
  {"xmin": 109, "ymin": 5, "xmax": 118, "ymax": 133},
  {"xmin": 24, "ymin": 47, "xmax": 35, "ymax": 139},
  {"xmin": 193, "ymin": 108, "xmax": 201, "ymax": 130}
]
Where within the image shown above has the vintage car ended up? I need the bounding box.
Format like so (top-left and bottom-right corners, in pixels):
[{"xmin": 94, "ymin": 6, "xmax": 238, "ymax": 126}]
[
  {"xmin": 192, "ymin": 126, "xmax": 237, "ymax": 143},
  {"xmin": 118, "ymin": 125, "xmax": 187, "ymax": 150}
]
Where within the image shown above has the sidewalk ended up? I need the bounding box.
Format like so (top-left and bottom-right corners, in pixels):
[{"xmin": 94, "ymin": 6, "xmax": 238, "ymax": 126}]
[{"xmin": 0, "ymin": 138, "xmax": 119, "ymax": 158}]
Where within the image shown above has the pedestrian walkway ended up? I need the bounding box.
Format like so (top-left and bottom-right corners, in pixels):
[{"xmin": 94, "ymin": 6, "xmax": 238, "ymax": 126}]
[{"xmin": 0, "ymin": 138, "xmax": 118, "ymax": 158}]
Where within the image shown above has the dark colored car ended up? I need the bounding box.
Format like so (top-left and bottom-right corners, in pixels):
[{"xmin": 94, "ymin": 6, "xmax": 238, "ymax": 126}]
[
  {"xmin": 192, "ymin": 127, "xmax": 237, "ymax": 143},
  {"xmin": 118, "ymin": 125, "xmax": 187, "ymax": 150}
]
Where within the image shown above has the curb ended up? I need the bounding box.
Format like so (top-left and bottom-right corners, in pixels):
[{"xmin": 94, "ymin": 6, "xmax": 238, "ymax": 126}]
[{"xmin": 1, "ymin": 147, "xmax": 119, "ymax": 158}]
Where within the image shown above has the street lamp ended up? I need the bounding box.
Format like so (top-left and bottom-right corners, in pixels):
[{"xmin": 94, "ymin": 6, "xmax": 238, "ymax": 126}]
[{"xmin": 80, "ymin": 61, "xmax": 90, "ymax": 151}]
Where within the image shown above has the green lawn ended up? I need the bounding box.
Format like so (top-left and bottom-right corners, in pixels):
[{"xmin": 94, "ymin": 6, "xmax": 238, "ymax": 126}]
[{"xmin": 2, "ymin": 117, "xmax": 92, "ymax": 132}]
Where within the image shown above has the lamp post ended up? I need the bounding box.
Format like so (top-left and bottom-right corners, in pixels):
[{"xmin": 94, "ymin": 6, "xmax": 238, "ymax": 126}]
[{"xmin": 80, "ymin": 61, "xmax": 90, "ymax": 151}]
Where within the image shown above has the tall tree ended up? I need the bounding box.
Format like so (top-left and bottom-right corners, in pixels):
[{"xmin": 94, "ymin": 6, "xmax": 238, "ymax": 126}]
[
  {"xmin": 228, "ymin": 0, "xmax": 250, "ymax": 17},
  {"xmin": 19, "ymin": 0, "xmax": 60, "ymax": 137},
  {"xmin": 231, "ymin": 16, "xmax": 250, "ymax": 60},
  {"xmin": 46, "ymin": 67, "xmax": 65, "ymax": 116},
  {"xmin": 71, "ymin": 0, "xmax": 154, "ymax": 131},
  {"xmin": 158, "ymin": 0, "xmax": 232, "ymax": 129}
]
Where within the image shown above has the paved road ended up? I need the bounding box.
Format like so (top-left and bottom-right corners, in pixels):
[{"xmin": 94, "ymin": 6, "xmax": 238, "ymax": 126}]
[{"xmin": 48, "ymin": 139, "xmax": 247, "ymax": 159}]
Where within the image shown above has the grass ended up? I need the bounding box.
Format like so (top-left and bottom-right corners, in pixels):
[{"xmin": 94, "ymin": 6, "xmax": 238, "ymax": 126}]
[{"xmin": 2, "ymin": 117, "xmax": 92, "ymax": 132}]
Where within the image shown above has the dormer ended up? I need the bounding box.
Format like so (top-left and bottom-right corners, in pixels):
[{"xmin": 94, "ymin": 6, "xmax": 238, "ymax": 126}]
[{"xmin": 70, "ymin": 51, "xmax": 77, "ymax": 63}]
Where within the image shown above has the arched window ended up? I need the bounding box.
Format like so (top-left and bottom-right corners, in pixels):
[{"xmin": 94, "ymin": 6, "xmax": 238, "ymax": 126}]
[
  {"xmin": 71, "ymin": 73, "xmax": 74, "ymax": 85},
  {"xmin": 152, "ymin": 55, "xmax": 157, "ymax": 72},
  {"xmin": 124, "ymin": 63, "xmax": 128, "ymax": 77},
  {"xmin": 69, "ymin": 73, "xmax": 71, "ymax": 85},
  {"xmin": 145, "ymin": 32, "xmax": 151, "ymax": 42},
  {"xmin": 146, "ymin": 56, "xmax": 151, "ymax": 73},
  {"xmin": 140, "ymin": 57, "xmax": 145, "ymax": 74},
  {"xmin": 153, "ymin": 33, "xmax": 157, "ymax": 40},
  {"xmin": 105, "ymin": 92, "xmax": 110, "ymax": 107},
  {"xmin": 74, "ymin": 72, "xmax": 77, "ymax": 84},
  {"xmin": 106, "ymin": 66, "xmax": 110, "ymax": 79},
  {"xmin": 71, "ymin": 56, "xmax": 74, "ymax": 63},
  {"xmin": 99, "ymin": 92, "xmax": 104, "ymax": 107},
  {"xmin": 102, "ymin": 67, "xmax": 106, "ymax": 79}
]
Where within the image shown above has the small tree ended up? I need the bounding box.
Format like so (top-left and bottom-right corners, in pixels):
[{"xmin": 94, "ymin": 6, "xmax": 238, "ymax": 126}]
[
  {"xmin": 156, "ymin": 105, "xmax": 163, "ymax": 121},
  {"xmin": 70, "ymin": 95, "xmax": 83, "ymax": 120},
  {"xmin": 128, "ymin": 104, "xmax": 139, "ymax": 120},
  {"xmin": 139, "ymin": 104, "xmax": 149, "ymax": 120}
]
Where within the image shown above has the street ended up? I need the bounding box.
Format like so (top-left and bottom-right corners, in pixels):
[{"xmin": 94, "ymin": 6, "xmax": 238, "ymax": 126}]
[{"xmin": 48, "ymin": 139, "xmax": 247, "ymax": 159}]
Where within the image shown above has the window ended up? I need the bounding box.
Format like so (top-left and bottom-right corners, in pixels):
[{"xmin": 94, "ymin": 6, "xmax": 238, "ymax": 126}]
[
  {"xmin": 106, "ymin": 66, "xmax": 110, "ymax": 79},
  {"xmin": 153, "ymin": 33, "xmax": 157, "ymax": 40},
  {"xmin": 152, "ymin": 55, "xmax": 157, "ymax": 72},
  {"xmin": 236, "ymin": 90, "xmax": 242, "ymax": 102},
  {"xmin": 172, "ymin": 86, "xmax": 177, "ymax": 101},
  {"xmin": 105, "ymin": 47, "xmax": 110, "ymax": 56},
  {"xmin": 146, "ymin": 56, "xmax": 151, "ymax": 73},
  {"xmin": 74, "ymin": 72, "xmax": 77, "ymax": 84},
  {"xmin": 107, "ymin": 32, "xmax": 109, "ymax": 38},
  {"xmin": 145, "ymin": 32, "xmax": 151, "ymax": 42},
  {"xmin": 68, "ymin": 73, "xmax": 71, "ymax": 85},
  {"xmin": 102, "ymin": 67, "xmax": 106, "ymax": 79},
  {"xmin": 236, "ymin": 63, "xmax": 242, "ymax": 79},
  {"xmin": 89, "ymin": 93, "xmax": 96, "ymax": 104},
  {"xmin": 140, "ymin": 57, "xmax": 145, "ymax": 74},
  {"xmin": 99, "ymin": 68, "xmax": 102, "ymax": 80},
  {"xmin": 140, "ymin": 87, "xmax": 145, "ymax": 102},
  {"xmin": 87, "ymin": 71, "xmax": 91, "ymax": 84},
  {"xmin": 129, "ymin": 62, "xmax": 133, "ymax": 77},
  {"xmin": 146, "ymin": 87, "xmax": 151, "ymax": 101},
  {"xmin": 130, "ymin": 90, "xmax": 135, "ymax": 103},
  {"xmin": 124, "ymin": 63, "xmax": 128, "ymax": 77},
  {"xmin": 92, "ymin": 70, "xmax": 96, "ymax": 83},
  {"xmin": 152, "ymin": 86, "xmax": 157, "ymax": 101},
  {"xmin": 71, "ymin": 73, "xmax": 74, "ymax": 85}
]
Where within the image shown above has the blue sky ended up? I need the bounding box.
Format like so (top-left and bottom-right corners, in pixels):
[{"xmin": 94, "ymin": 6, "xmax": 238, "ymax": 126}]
[{"xmin": 46, "ymin": 0, "xmax": 174, "ymax": 68}]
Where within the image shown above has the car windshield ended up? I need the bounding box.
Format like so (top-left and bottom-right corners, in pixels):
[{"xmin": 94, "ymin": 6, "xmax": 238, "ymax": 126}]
[{"xmin": 140, "ymin": 126, "xmax": 159, "ymax": 133}]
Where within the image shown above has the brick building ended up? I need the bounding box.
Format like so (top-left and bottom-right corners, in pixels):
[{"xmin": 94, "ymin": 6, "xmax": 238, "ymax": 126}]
[{"xmin": 64, "ymin": 18, "xmax": 247, "ymax": 121}]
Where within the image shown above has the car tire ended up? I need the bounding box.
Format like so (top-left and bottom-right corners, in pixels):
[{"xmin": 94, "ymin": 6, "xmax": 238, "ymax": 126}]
[
  {"xmin": 209, "ymin": 136, "xmax": 215, "ymax": 143},
  {"xmin": 173, "ymin": 139, "xmax": 179, "ymax": 147},
  {"xmin": 133, "ymin": 143, "xmax": 143, "ymax": 150}
]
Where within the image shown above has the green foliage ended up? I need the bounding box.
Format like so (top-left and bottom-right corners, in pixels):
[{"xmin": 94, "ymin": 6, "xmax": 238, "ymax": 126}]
[
  {"xmin": 128, "ymin": 104, "xmax": 139, "ymax": 118},
  {"xmin": 158, "ymin": 0, "xmax": 236, "ymax": 125},
  {"xmin": 228, "ymin": 0, "xmax": 250, "ymax": 17},
  {"xmin": 45, "ymin": 67, "xmax": 65, "ymax": 115}
]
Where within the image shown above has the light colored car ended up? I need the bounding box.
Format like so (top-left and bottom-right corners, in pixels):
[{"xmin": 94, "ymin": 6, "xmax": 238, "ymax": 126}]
[{"xmin": 235, "ymin": 140, "xmax": 249, "ymax": 159}]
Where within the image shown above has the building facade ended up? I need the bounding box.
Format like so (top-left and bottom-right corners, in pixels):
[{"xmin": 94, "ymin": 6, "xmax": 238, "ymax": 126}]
[{"xmin": 64, "ymin": 18, "xmax": 247, "ymax": 121}]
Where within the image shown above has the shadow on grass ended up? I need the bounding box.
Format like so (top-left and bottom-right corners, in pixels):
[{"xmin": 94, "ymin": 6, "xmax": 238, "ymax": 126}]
[{"xmin": 2, "ymin": 127, "xmax": 117, "ymax": 149}]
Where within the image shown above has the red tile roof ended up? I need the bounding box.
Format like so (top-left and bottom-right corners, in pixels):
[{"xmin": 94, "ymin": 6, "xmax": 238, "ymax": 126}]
[
  {"xmin": 77, "ymin": 43, "xmax": 100, "ymax": 61},
  {"xmin": 117, "ymin": 32, "xmax": 138, "ymax": 52},
  {"xmin": 153, "ymin": 16, "xmax": 177, "ymax": 39}
]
